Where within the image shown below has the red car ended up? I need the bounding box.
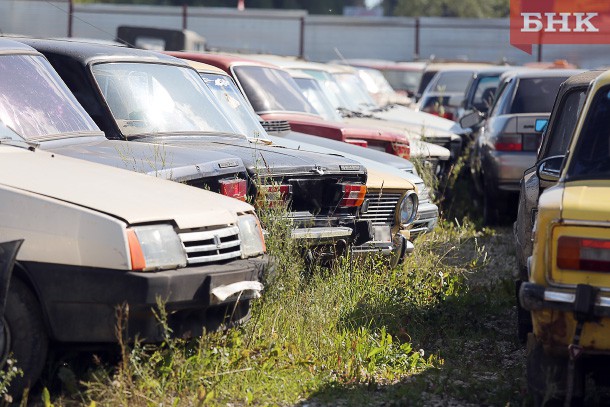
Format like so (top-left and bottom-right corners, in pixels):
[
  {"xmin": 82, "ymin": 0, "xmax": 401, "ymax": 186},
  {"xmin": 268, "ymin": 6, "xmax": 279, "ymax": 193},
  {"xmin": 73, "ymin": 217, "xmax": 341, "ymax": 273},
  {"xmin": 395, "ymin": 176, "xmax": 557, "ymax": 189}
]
[{"xmin": 167, "ymin": 52, "xmax": 410, "ymax": 159}]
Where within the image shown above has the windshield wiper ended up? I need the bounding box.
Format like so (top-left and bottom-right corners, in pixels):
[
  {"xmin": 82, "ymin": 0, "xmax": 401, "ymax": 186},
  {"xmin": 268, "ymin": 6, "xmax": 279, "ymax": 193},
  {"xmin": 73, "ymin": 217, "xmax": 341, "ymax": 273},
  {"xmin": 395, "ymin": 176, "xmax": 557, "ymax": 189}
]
[
  {"xmin": 337, "ymin": 107, "xmax": 375, "ymax": 119},
  {"xmin": 0, "ymin": 138, "xmax": 39, "ymax": 151}
]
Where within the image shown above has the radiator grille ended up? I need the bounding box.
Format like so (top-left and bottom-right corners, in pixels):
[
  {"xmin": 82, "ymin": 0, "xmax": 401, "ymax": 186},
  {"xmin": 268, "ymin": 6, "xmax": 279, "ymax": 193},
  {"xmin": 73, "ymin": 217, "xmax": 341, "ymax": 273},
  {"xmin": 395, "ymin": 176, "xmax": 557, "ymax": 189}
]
[
  {"xmin": 179, "ymin": 226, "xmax": 241, "ymax": 265},
  {"xmin": 360, "ymin": 193, "xmax": 401, "ymax": 226}
]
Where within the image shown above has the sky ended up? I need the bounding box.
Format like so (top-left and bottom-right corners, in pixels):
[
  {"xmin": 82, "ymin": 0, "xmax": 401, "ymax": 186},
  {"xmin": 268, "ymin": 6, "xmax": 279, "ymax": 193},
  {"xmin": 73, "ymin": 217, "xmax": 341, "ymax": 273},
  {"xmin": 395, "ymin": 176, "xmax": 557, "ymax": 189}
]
[{"xmin": 365, "ymin": 0, "xmax": 381, "ymax": 8}]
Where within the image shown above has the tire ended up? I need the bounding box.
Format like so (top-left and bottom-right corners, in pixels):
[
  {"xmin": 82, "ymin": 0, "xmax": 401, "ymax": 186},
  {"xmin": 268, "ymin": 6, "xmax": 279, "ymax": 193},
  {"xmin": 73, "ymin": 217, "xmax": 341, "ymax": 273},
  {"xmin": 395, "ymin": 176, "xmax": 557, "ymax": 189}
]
[
  {"xmin": 515, "ymin": 280, "xmax": 532, "ymax": 344},
  {"xmin": 526, "ymin": 334, "xmax": 583, "ymax": 406},
  {"xmin": 1, "ymin": 278, "xmax": 48, "ymax": 398},
  {"xmin": 482, "ymin": 186, "xmax": 499, "ymax": 226}
]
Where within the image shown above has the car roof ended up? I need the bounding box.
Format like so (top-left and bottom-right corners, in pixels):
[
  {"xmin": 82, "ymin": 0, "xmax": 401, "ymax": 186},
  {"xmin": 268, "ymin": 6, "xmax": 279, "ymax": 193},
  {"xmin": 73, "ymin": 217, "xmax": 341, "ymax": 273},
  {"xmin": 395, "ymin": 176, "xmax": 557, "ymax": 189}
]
[
  {"xmin": 502, "ymin": 69, "xmax": 584, "ymax": 80},
  {"xmin": 167, "ymin": 51, "xmax": 277, "ymax": 70},
  {"xmin": 0, "ymin": 37, "xmax": 40, "ymax": 54},
  {"xmin": 562, "ymin": 70, "xmax": 605, "ymax": 88},
  {"xmin": 16, "ymin": 37, "xmax": 187, "ymax": 67},
  {"xmin": 184, "ymin": 59, "xmax": 226, "ymax": 75}
]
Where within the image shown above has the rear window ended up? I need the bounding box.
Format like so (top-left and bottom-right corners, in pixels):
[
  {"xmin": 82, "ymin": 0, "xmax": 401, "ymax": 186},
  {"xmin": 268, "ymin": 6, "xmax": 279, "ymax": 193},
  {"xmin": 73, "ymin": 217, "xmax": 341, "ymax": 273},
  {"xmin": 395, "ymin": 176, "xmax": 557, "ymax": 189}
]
[
  {"xmin": 568, "ymin": 85, "xmax": 610, "ymax": 180},
  {"xmin": 510, "ymin": 77, "xmax": 567, "ymax": 114}
]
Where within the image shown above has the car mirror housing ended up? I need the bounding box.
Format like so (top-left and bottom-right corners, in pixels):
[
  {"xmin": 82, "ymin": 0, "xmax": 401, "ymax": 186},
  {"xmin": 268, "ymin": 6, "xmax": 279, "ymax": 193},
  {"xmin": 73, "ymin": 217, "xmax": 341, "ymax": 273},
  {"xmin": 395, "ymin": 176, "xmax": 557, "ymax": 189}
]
[
  {"xmin": 535, "ymin": 118, "xmax": 549, "ymax": 133},
  {"xmin": 537, "ymin": 155, "xmax": 564, "ymax": 183},
  {"xmin": 459, "ymin": 111, "xmax": 484, "ymax": 129}
]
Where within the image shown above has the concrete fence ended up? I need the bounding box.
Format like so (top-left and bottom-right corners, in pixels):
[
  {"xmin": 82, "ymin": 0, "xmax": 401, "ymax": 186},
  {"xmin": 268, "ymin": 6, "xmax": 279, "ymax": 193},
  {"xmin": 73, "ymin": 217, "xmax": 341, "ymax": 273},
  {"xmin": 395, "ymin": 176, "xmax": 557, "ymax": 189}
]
[{"xmin": 2, "ymin": 0, "xmax": 610, "ymax": 67}]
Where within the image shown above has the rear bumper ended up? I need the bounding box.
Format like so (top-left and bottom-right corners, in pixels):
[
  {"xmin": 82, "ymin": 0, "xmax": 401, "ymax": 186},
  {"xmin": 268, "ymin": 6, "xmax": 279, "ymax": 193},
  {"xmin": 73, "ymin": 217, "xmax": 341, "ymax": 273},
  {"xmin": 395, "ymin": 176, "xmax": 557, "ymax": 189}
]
[
  {"xmin": 488, "ymin": 151, "xmax": 536, "ymax": 191},
  {"xmin": 23, "ymin": 256, "xmax": 269, "ymax": 343},
  {"xmin": 520, "ymin": 282, "xmax": 610, "ymax": 318}
]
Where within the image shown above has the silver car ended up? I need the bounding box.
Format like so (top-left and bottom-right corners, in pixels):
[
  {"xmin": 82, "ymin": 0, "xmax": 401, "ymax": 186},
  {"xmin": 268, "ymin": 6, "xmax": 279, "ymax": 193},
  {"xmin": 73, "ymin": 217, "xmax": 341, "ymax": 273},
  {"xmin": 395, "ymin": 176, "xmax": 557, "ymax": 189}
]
[{"xmin": 467, "ymin": 69, "xmax": 581, "ymax": 224}]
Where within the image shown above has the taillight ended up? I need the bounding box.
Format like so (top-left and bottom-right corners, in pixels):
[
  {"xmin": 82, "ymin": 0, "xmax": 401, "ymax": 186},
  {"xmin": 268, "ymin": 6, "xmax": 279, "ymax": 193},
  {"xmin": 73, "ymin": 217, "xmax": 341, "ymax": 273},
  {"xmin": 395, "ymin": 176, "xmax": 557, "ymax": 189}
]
[
  {"xmin": 256, "ymin": 184, "xmax": 293, "ymax": 207},
  {"xmin": 219, "ymin": 179, "xmax": 247, "ymax": 201},
  {"xmin": 495, "ymin": 133, "xmax": 542, "ymax": 152},
  {"xmin": 346, "ymin": 139, "xmax": 368, "ymax": 148},
  {"xmin": 339, "ymin": 184, "xmax": 367, "ymax": 207},
  {"xmin": 495, "ymin": 134, "xmax": 522, "ymax": 151},
  {"xmin": 557, "ymin": 236, "xmax": 610, "ymax": 271},
  {"xmin": 391, "ymin": 142, "xmax": 411, "ymax": 159}
]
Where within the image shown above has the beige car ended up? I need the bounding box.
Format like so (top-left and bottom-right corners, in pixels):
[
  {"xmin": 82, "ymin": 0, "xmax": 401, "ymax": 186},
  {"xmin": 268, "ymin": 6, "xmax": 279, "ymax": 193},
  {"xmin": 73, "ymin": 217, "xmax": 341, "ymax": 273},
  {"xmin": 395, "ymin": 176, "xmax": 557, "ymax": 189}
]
[{"xmin": 0, "ymin": 124, "xmax": 267, "ymax": 393}]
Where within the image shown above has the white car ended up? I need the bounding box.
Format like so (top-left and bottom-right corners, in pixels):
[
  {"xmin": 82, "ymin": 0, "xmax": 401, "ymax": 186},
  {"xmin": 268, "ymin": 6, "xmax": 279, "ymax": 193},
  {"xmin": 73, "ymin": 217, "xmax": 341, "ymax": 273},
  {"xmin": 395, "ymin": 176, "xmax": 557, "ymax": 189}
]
[{"xmin": 0, "ymin": 123, "xmax": 267, "ymax": 394}]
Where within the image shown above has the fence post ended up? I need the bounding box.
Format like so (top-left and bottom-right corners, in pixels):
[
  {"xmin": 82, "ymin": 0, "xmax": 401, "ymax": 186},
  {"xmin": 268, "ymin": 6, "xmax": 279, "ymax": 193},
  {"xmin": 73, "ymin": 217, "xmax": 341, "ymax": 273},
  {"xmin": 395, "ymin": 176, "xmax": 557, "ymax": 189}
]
[
  {"xmin": 67, "ymin": 0, "xmax": 73, "ymax": 37},
  {"xmin": 537, "ymin": 30, "xmax": 543, "ymax": 62},
  {"xmin": 414, "ymin": 17, "xmax": 420, "ymax": 60},
  {"xmin": 299, "ymin": 16, "xmax": 305, "ymax": 59},
  {"xmin": 182, "ymin": 3, "xmax": 188, "ymax": 30}
]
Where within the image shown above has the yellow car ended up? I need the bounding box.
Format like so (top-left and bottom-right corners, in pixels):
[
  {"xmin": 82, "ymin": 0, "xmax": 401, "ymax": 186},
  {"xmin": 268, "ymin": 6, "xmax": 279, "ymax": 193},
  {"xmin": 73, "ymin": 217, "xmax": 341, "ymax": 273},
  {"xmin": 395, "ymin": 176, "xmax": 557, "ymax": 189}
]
[{"xmin": 520, "ymin": 71, "xmax": 610, "ymax": 405}]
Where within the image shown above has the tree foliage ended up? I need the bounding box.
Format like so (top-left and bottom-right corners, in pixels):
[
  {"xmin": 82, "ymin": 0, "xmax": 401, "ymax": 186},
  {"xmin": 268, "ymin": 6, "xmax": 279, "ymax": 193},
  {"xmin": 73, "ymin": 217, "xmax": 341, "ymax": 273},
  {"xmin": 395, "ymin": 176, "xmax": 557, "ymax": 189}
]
[{"xmin": 387, "ymin": 0, "xmax": 509, "ymax": 18}]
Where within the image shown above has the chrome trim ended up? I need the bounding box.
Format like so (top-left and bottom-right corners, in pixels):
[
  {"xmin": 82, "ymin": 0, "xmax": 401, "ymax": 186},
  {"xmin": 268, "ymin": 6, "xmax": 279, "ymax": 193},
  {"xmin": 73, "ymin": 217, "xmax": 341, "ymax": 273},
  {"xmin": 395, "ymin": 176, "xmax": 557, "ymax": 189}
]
[
  {"xmin": 179, "ymin": 226, "xmax": 241, "ymax": 265},
  {"xmin": 291, "ymin": 227, "xmax": 353, "ymax": 240}
]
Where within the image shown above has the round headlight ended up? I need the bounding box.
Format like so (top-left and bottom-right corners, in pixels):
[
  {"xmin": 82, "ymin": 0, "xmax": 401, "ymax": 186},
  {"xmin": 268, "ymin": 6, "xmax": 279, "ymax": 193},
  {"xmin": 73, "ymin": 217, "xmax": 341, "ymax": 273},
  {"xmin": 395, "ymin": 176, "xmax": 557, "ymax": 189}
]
[{"xmin": 400, "ymin": 191, "xmax": 419, "ymax": 226}]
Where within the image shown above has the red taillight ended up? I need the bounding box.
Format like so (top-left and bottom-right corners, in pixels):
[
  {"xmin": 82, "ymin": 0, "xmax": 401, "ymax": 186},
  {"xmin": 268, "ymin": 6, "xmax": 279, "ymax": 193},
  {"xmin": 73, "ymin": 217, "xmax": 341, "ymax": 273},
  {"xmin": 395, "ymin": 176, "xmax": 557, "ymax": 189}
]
[
  {"xmin": 557, "ymin": 236, "xmax": 610, "ymax": 272},
  {"xmin": 219, "ymin": 179, "xmax": 247, "ymax": 201},
  {"xmin": 256, "ymin": 184, "xmax": 293, "ymax": 207},
  {"xmin": 391, "ymin": 142, "xmax": 411, "ymax": 159},
  {"xmin": 346, "ymin": 139, "xmax": 368, "ymax": 148},
  {"xmin": 339, "ymin": 184, "xmax": 367, "ymax": 207},
  {"xmin": 495, "ymin": 134, "xmax": 523, "ymax": 151}
]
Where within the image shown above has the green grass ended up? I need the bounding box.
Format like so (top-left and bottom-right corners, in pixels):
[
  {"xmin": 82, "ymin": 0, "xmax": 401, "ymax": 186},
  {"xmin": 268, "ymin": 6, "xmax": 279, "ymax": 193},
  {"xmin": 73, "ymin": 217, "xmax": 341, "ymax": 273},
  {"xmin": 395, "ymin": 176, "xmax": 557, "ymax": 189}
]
[{"xmin": 34, "ymin": 217, "xmax": 525, "ymax": 406}]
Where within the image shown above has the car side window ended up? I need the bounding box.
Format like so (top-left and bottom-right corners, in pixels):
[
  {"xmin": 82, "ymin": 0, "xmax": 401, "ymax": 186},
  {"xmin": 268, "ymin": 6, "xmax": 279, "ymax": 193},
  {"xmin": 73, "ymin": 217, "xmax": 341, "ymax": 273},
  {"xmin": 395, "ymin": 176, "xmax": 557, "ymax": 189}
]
[
  {"xmin": 488, "ymin": 79, "xmax": 510, "ymax": 117},
  {"xmin": 544, "ymin": 89, "xmax": 586, "ymax": 159}
]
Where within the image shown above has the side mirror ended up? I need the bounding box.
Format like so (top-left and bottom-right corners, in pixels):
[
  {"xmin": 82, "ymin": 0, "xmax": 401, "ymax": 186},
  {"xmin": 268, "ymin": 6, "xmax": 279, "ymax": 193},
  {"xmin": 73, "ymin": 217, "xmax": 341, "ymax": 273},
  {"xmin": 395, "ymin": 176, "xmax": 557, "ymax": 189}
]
[
  {"xmin": 537, "ymin": 155, "xmax": 564, "ymax": 183},
  {"xmin": 535, "ymin": 118, "xmax": 549, "ymax": 133},
  {"xmin": 459, "ymin": 111, "xmax": 484, "ymax": 129}
]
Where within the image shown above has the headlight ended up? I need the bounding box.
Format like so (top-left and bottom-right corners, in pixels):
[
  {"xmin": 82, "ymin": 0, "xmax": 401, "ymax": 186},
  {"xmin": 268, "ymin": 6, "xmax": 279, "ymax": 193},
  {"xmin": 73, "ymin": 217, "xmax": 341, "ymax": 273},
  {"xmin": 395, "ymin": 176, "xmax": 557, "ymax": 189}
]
[
  {"xmin": 127, "ymin": 225, "xmax": 186, "ymax": 271},
  {"xmin": 238, "ymin": 214, "xmax": 266, "ymax": 258},
  {"xmin": 400, "ymin": 191, "xmax": 419, "ymax": 226}
]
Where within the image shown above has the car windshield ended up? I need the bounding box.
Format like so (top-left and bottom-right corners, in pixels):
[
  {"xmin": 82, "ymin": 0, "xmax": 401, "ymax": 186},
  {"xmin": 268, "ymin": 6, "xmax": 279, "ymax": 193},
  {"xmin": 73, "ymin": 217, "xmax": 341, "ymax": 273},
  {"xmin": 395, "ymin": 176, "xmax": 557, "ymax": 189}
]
[
  {"xmin": 0, "ymin": 54, "xmax": 100, "ymax": 140},
  {"xmin": 544, "ymin": 89, "xmax": 586, "ymax": 159},
  {"xmin": 510, "ymin": 77, "xmax": 568, "ymax": 114},
  {"xmin": 427, "ymin": 71, "xmax": 473, "ymax": 94},
  {"xmin": 91, "ymin": 62, "xmax": 238, "ymax": 137},
  {"xmin": 232, "ymin": 65, "xmax": 317, "ymax": 114},
  {"xmin": 567, "ymin": 85, "xmax": 610, "ymax": 180},
  {"xmin": 332, "ymin": 72, "xmax": 378, "ymax": 110},
  {"xmin": 382, "ymin": 69, "xmax": 423, "ymax": 93},
  {"xmin": 357, "ymin": 68, "xmax": 395, "ymax": 95},
  {"xmin": 293, "ymin": 77, "xmax": 343, "ymax": 122},
  {"xmin": 199, "ymin": 72, "xmax": 269, "ymax": 139},
  {"xmin": 0, "ymin": 121, "xmax": 24, "ymax": 141},
  {"xmin": 296, "ymin": 69, "xmax": 348, "ymax": 111}
]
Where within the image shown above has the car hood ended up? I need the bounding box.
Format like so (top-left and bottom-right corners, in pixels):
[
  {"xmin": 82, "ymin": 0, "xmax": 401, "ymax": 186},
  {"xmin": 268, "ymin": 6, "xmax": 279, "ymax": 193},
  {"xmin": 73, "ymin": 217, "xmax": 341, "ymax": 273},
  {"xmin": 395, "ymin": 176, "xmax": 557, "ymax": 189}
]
[
  {"xmin": 0, "ymin": 145, "xmax": 252, "ymax": 229},
  {"xmin": 366, "ymin": 166, "xmax": 414, "ymax": 191},
  {"xmin": 371, "ymin": 105, "xmax": 462, "ymax": 132},
  {"xmin": 268, "ymin": 132, "xmax": 415, "ymax": 172},
  {"xmin": 131, "ymin": 134, "xmax": 366, "ymax": 178},
  {"xmin": 343, "ymin": 117, "xmax": 460, "ymax": 142},
  {"xmin": 265, "ymin": 135, "xmax": 422, "ymax": 190},
  {"xmin": 260, "ymin": 112, "xmax": 404, "ymax": 143},
  {"xmin": 41, "ymin": 136, "xmax": 246, "ymax": 182},
  {"xmin": 561, "ymin": 181, "xmax": 610, "ymax": 223}
]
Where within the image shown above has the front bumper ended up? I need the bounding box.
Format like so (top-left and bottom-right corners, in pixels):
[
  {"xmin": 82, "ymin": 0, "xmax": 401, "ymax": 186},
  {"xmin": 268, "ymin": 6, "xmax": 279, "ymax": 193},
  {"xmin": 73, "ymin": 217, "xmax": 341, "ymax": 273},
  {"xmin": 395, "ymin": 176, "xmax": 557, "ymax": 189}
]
[
  {"xmin": 352, "ymin": 231, "xmax": 414, "ymax": 265},
  {"xmin": 410, "ymin": 201, "xmax": 439, "ymax": 238},
  {"xmin": 24, "ymin": 256, "xmax": 269, "ymax": 343}
]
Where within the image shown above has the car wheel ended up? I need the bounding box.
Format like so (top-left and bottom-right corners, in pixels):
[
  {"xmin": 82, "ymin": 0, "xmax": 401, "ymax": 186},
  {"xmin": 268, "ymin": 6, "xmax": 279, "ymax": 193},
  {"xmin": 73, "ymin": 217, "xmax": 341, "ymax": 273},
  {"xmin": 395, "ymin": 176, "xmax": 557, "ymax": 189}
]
[
  {"xmin": 515, "ymin": 280, "xmax": 532, "ymax": 344},
  {"xmin": 526, "ymin": 334, "xmax": 583, "ymax": 406},
  {"xmin": 482, "ymin": 186, "xmax": 499, "ymax": 225},
  {"xmin": 0, "ymin": 278, "xmax": 48, "ymax": 398}
]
